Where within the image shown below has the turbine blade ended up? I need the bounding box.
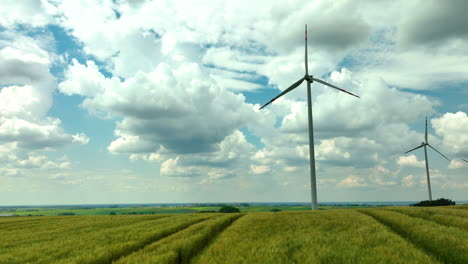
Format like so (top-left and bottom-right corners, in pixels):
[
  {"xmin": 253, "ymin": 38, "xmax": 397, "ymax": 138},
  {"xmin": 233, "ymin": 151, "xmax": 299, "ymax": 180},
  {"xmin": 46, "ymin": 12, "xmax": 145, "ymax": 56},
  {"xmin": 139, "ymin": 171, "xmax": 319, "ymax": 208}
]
[
  {"xmin": 427, "ymin": 144, "xmax": 450, "ymax": 161},
  {"xmin": 404, "ymin": 144, "xmax": 424, "ymax": 154},
  {"xmin": 305, "ymin": 24, "xmax": 308, "ymax": 75},
  {"xmin": 312, "ymin": 78, "xmax": 360, "ymax": 98},
  {"xmin": 462, "ymin": 159, "xmax": 468, "ymax": 163},
  {"xmin": 259, "ymin": 78, "xmax": 305, "ymax": 109},
  {"xmin": 425, "ymin": 117, "xmax": 428, "ymax": 143}
]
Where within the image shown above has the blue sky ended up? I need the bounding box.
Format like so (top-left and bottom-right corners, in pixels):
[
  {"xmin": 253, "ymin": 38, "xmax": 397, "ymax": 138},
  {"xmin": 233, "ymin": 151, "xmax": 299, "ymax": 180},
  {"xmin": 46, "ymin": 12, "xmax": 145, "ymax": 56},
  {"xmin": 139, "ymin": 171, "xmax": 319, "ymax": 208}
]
[{"xmin": 0, "ymin": 0, "xmax": 467, "ymax": 205}]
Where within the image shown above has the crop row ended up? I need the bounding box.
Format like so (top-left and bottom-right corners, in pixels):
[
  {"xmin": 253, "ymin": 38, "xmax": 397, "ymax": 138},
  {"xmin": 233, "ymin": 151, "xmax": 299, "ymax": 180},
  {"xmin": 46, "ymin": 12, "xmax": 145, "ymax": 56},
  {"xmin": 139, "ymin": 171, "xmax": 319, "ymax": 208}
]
[
  {"xmin": 1, "ymin": 215, "xmax": 171, "ymax": 250},
  {"xmin": 382, "ymin": 207, "xmax": 468, "ymax": 231},
  {"xmin": 115, "ymin": 213, "xmax": 243, "ymax": 264},
  {"xmin": 0, "ymin": 214, "xmax": 215, "ymax": 264},
  {"xmin": 193, "ymin": 210, "xmax": 437, "ymax": 264},
  {"xmin": 1, "ymin": 207, "xmax": 466, "ymax": 263},
  {"xmin": 359, "ymin": 208, "xmax": 468, "ymax": 264}
]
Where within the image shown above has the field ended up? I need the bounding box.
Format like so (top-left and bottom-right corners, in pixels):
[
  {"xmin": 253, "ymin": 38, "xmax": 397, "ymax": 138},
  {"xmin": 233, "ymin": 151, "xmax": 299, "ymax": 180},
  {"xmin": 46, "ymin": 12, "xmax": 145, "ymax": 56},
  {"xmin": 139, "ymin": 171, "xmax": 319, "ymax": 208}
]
[
  {"xmin": 0, "ymin": 204, "xmax": 376, "ymax": 216},
  {"xmin": 0, "ymin": 206, "xmax": 467, "ymax": 263}
]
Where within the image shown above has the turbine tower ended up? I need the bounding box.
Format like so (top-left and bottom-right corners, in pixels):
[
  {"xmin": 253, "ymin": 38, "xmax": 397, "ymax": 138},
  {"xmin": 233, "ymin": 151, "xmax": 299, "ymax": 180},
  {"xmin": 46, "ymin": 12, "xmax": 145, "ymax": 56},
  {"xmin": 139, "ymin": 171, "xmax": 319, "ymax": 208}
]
[
  {"xmin": 404, "ymin": 117, "xmax": 450, "ymax": 201},
  {"xmin": 259, "ymin": 25, "xmax": 360, "ymax": 210}
]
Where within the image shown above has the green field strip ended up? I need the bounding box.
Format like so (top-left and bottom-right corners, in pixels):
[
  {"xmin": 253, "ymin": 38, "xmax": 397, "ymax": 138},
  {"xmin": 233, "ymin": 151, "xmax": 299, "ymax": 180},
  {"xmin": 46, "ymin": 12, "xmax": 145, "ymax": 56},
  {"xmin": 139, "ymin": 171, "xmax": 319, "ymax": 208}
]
[
  {"xmin": 448, "ymin": 205, "xmax": 468, "ymax": 210},
  {"xmin": 358, "ymin": 209, "xmax": 468, "ymax": 264},
  {"xmin": 0, "ymin": 217, "xmax": 57, "ymax": 230},
  {"xmin": 0, "ymin": 214, "xmax": 169, "ymax": 232},
  {"xmin": 0, "ymin": 207, "xmax": 212, "ymax": 216},
  {"xmin": 422, "ymin": 207, "xmax": 468, "ymax": 218},
  {"xmin": 192, "ymin": 210, "xmax": 438, "ymax": 264},
  {"xmin": 0, "ymin": 214, "xmax": 214, "ymax": 264},
  {"xmin": 0, "ymin": 215, "xmax": 173, "ymax": 250},
  {"xmin": 0, "ymin": 215, "xmax": 176, "ymax": 257},
  {"xmin": 383, "ymin": 207, "xmax": 468, "ymax": 231},
  {"xmin": 114, "ymin": 213, "xmax": 244, "ymax": 264}
]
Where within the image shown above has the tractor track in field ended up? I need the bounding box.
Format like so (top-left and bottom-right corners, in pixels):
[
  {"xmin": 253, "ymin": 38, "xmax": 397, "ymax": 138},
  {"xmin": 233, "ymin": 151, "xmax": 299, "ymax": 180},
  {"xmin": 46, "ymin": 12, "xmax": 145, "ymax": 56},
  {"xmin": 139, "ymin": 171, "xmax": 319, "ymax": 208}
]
[
  {"xmin": 185, "ymin": 214, "xmax": 245, "ymax": 264},
  {"xmin": 110, "ymin": 214, "xmax": 244, "ymax": 264},
  {"xmin": 356, "ymin": 209, "xmax": 447, "ymax": 264},
  {"xmin": 108, "ymin": 216, "xmax": 212, "ymax": 264},
  {"xmin": 383, "ymin": 208, "xmax": 467, "ymax": 231}
]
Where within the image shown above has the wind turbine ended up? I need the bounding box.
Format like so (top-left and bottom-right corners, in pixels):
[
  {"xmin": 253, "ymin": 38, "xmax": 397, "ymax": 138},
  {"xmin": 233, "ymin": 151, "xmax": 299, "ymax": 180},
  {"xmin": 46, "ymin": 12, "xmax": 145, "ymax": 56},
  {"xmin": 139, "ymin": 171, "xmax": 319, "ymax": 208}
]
[
  {"xmin": 404, "ymin": 117, "xmax": 450, "ymax": 201},
  {"xmin": 259, "ymin": 25, "xmax": 360, "ymax": 210},
  {"xmin": 462, "ymin": 159, "xmax": 468, "ymax": 163}
]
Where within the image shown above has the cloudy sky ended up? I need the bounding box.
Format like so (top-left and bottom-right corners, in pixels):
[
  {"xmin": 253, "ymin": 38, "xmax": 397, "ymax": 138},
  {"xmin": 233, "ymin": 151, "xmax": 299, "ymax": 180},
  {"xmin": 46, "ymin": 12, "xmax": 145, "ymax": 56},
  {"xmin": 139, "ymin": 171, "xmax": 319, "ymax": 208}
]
[{"xmin": 1, "ymin": 0, "xmax": 467, "ymax": 205}]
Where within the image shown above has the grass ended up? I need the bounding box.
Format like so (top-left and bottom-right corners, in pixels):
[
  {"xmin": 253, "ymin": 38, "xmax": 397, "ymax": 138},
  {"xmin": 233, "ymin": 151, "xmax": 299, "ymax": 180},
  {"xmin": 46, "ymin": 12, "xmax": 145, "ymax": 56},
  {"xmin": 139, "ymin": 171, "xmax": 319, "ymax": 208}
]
[
  {"xmin": 193, "ymin": 210, "xmax": 439, "ymax": 264},
  {"xmin": 0, "ymin": 206, "xmax": 466, "ymax": 263},
  {"xmin": 383, "ymin": 206, "xmax": 468, "ymax": 231},
  {"xmin": 359, "ymin": 208, "xmax": 468, "ymax": 264},
  {"xmin": 0, "ymin": 214, "xmax": 214, "ymax": 264},
  {"xmin": 115, "ymin": 213, "xmax": 243, "ymax": 263}
]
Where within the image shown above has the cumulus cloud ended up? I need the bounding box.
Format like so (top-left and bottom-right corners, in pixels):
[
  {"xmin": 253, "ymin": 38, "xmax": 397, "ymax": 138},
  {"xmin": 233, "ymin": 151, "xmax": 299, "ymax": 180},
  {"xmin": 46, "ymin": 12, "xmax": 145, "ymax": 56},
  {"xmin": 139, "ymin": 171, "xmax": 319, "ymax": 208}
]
[
  {"xmin": 432, "ymin": 112, "xmax": 468, "ymax": 155},
  {"xmin": 252, "ymin": 68, "xmax": 437, "ymax": 175},
  {"xmin": 250, "ymin": 165, "xmax": 270, "ymax": 175},
  {"xmin": 0, "ymin": 167, "xmax": 22, "ymax": 177},
  {"xmin": 398, "ymin": 0, "xmax": 468, "ymax": 46},
  {"xmin": 315, "ymin": 139, "xmax": 350, "ymax": 161},
  {"xmin": 448, "ymin": 159, "xmax": 466, "ymax": 169},
  {"xmin": 60, "ymin": 57, "xmax": 256, "ymax": 156},
  {"xmin": 158, "ymin": 130, "xmax": 256, "ymax": 177},
  {"xmin": 0, "ymin": 27, "xmax": 88, "ymax": 177},
  {"xmin": 0, "ymin": 51, "xmax": 89, "ymax": 150},
  {"xmin": 402, "ymin": 175, "xmax": 415, "ymax": 187},
  {"xmin": 17, "ymin": 155, "xmax": 70, "ymax": 169},
  {"xmin": 338, "ymin": 175, "xmax": 368, "ymax": 188},
  {"xmin": 397, "ymin": 155, "xmax": 425, "ymax": 168},
  {"xmin": 0, "ymin": 0, "xmax": 57, "ymax": 27},
  {"xmin": 2, "ymin": 0, "xmax": 466, "ymax": 202},
  {"xmin": 277, "ymin": 69, "xmax": 436, "ymax": 139}
]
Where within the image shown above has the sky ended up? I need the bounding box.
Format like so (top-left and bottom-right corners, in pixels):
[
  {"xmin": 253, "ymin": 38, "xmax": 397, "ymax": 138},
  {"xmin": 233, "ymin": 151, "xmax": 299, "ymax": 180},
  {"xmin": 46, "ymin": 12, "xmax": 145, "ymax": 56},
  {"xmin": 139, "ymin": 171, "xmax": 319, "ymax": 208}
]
[{"xmin": 1, "ymin": 0, "xmax": 467, "ymax": 205}]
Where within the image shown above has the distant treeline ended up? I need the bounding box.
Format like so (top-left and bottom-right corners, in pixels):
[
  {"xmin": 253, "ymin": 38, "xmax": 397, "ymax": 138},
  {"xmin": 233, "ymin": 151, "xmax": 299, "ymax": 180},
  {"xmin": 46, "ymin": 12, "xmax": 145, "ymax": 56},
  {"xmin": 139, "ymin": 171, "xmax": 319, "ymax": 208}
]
[{"xmin": 411, "ymin": 198, "xmax": 456, "ymax": 207}]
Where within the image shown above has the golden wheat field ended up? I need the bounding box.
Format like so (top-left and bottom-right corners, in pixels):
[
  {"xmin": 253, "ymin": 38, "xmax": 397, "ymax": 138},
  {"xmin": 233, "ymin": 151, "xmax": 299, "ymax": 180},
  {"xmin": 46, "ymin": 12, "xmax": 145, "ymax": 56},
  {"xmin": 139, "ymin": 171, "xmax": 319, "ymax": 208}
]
[{"xmin": 1, "ymin": 206, "xmax": 467, "ymax": 264}]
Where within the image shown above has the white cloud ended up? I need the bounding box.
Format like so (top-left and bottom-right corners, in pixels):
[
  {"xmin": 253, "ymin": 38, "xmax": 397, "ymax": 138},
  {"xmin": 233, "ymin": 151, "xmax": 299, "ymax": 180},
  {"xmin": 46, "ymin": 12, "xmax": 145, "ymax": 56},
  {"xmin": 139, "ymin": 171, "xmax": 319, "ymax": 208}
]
[
  {"xmin": 250, "ymin": 165, "xmax": 270, "ymax": 175},
  {"xmin": 432, "ymin": 112, "xmax": 468, "ymax": 155},
  {"xmin": 316, "ymin": 139, "xmax": 350, "ymax": 161},
  {"xmin": 210, "ymin": 74, "xmax": 263, "ymax": 92},
  {"xmin": 448, "ymin": 159, "xmax": 467, "ymax": 169},
  {"xmin": 108, "ymin": 132, "xmax": 159, "ymax": 154},
  {"xmin": 0, "ymin": 116, "xmax": 87, "ymax": 149},
  {"xmin": 0, "ymin": 167, "xmax": 22, "ymax": 177},
  {"xmin": 71, "ymin": 133, "xmax": 90, "ymax": 145},
  {"xmin": 59, "ymin": 60, "xmax": 109, "ymax": 97},
  {"xmin": 158, "ymin": 130, "xmax": 256, "ymax": 178},
  {"xmin": 0, "ymin": 0, "xmax": 57, "ymax": 27},
  {"xmin": 397, "ymin": 155, "xmax": 425, "ymax": 168},
  {"xmin": 338, "ymin": 175, "xmax": 368, "ymax": 188},
  {"xmin": 0, "ymin": 27, "xmax": 88, "ymax": 179},
  {"xmin": 17, "ymin": 155, "xmax": 70, "ymax": 169},
  {"xmin": 61, "ymin": 57, "xmax": 256, "ymax": 156},
  {"xmin": 2, "ymin": 0, "xmax": 468, "ymax": 203},
  {"xmin": 402, "ymin": 175, "xmax": 415, "ymax": 187}
]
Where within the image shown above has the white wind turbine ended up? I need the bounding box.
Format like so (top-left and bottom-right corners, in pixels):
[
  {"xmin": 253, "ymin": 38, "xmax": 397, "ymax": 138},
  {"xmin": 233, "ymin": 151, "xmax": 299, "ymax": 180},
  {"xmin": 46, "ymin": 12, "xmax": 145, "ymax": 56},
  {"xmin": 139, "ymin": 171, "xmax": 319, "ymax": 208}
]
[
  {"xmin": 259, "ymin": 25, "xmax": 360, "ymax": 210},
  {"xmin": 404, "ymin": 117, "xmax": 450, "ymax": 201}
]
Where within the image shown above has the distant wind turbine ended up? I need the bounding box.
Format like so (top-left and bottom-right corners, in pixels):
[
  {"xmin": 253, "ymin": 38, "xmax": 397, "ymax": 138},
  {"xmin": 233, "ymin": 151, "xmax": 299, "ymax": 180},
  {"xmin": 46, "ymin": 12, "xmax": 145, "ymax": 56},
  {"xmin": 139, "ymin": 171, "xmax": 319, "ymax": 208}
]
[
  {"xmin": 259, "ymin": 25, "xmax": 360, "ymax": 210},
  {"xmin": 404, "ymin": 117, "xmax": 450, "ymax": 201}
]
